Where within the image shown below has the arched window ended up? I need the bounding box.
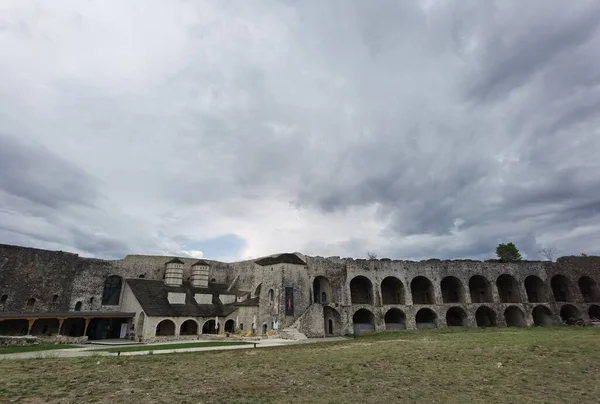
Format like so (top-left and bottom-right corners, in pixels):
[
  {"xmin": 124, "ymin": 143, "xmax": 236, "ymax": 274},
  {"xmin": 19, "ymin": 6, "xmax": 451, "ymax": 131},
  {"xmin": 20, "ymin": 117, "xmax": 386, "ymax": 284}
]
[
  {"xmin": 25, "ymin": 298, "xmax": 36, "ymax": 311},
  {"xmin": 74, "ymin": 301, "xmax": 82, "ymax": 311},
  {"xmin": 268, "ymin": 289, "xmax": 274, "ymax": 305},
  {"xmin": 52, "ymin": 294, "xmax": 59, "ymax": 304},
  {"xmin": 0, "ymin": 294, "xmax": 7, "ymax": 304},
  {"xmin": 101, "ymin": 276, "xmax": 122, "ymax": 305}
]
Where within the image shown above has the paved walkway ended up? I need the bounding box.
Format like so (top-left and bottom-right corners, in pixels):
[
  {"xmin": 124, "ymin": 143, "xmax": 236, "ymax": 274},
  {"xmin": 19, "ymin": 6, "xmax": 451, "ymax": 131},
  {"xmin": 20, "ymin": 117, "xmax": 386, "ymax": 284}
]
[{"xmin": 0, "ymin": 337, "xmax": 347, "ymax": 360}]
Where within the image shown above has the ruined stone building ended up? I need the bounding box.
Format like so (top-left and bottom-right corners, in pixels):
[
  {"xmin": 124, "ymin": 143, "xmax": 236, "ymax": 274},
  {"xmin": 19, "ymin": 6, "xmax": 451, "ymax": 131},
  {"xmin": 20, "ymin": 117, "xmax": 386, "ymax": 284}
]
[{"xmin": 1, "ymin": 243, "xmax": 599, "ymax": 342}]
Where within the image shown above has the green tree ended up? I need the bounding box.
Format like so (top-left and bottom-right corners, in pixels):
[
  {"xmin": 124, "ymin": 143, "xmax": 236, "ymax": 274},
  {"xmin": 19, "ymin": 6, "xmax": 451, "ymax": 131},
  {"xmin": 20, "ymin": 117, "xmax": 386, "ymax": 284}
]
[{"xmin": 496, "ymin": 242, "xmax": 522, "ymax": 262}]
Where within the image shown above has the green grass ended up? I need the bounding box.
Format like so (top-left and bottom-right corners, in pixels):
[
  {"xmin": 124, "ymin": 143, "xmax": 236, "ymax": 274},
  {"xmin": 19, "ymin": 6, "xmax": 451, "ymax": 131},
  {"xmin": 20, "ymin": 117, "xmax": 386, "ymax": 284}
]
[
  {"xmin": 0, "ymin": 344, "xmax": 78, "ymax": 355},
  {"xmin": 1, "ymin": 327, "xmax": 600, "ymax": 403},
  {"xmin": 97, "ymin": 340, "xmax": 253, "ymax": 353}
]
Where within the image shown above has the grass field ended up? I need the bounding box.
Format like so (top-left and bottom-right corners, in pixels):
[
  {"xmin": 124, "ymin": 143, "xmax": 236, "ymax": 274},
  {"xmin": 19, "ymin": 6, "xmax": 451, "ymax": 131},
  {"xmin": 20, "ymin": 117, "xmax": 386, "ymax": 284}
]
[
  {"xmin": 1, "ymin": 327, "xmax": 599, "ymax": 403},
  {"xmin": 0, "ymin": 344, "xmax": 78, "ymax": 355},
  {"xmin": 97, "ymin": 341, "xmax": 252, "ymax": 353}
]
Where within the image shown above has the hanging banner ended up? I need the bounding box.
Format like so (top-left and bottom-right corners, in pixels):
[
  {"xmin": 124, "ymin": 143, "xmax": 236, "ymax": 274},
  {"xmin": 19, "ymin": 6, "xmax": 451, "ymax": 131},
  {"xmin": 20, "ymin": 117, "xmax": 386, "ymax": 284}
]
[{"xmin": 285, "ymin": 287, "xmax": 294, "ymax": 316}]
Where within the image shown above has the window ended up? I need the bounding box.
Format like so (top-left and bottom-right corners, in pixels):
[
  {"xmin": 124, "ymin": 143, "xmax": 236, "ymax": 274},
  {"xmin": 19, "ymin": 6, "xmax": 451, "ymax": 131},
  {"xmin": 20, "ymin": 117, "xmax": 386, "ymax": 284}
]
[
  {"xmin": 138, "ymin": 274, "xmax": 145, "ymax": 278},
  {"xmin": 101, "ymin": 276, "xmax": 122, "ymax": 305},
  {"xmin": 52, "ymin": 294, "xmax": 59, "ymax": 303},
  {"xmin": 240, "ymin": 323, "xmax": 244, "ymax": 330},
  {"xmin": 25, "ymin": 298, "xmax": 36, "ymax": 311},
  {"xmin": 268, "ymin": 289, "xmax": 274, "ymax": 305},
  {"xmin": 0, "ymin": 294, "xmax": 7, "ymax": 304},
  {"xmin": 89, "ymin": 297, "xmax": 95, "ymax": 304},
  {"xmin": 74, "ymin": 301, "xmax": 82, "ymax": 311}
]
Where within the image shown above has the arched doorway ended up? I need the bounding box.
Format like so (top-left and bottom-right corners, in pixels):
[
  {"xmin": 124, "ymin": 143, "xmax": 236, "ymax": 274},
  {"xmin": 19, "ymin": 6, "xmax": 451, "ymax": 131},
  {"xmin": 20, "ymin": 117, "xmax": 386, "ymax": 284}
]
[
  {"xmin": 352, "ymin": 308, "xmax": 375, "ymax": 335},
  {"xmin": 589, "ymin": 305, "xmax": 600, "ymax": 322},
  {"xmin": 180, "ymin": 320, "xmax": 198, "ymax": 335},
  {"xmin": 532, "ymin": 306, "xmax": 554, "ymax": 326},
  {"xmin": 441, "ymin": 277, "xmax": 465, "ymax": 303},
  {"xmin": 202, "ymin": 320, "xmax": 218, "ymax": 334},
  {"xmin": 446, "ymin": 307, "xmax": 467, "ymax": 327},
  {"xmin": 224, "ymin": 319, "xmax": 235, "ymax": 333},
  {"xmin": 411, "ymin": 276, "xmax": 435, "ymax": 304},
  {"xmin": 524, "ymin": 276, "xmax": 549, "ymax": 302},
  {"xmin": 384, "ymin": 308, "xmax": 406, "ymax": 331},
  {"xmin": 559, "ymin": 304, "xmax": 582, "ymax": 325},
  {"xmin": 313, "ymin": 276, "xmax": 333, "ymax": 304},
  {"xmin": 350, "ymin": 276, "xmax": 373, "ymax": 305},
  {"xmin": 504, "ymin": 306, "xmax": 525, "ymax": 327},
  {"xmin": 469, "ymin": 275, "xmax": 493, "ymax": 303},
  {"xmin": 415, "ymin": 308, "xmax": 437, "ymax": 329},
  {"xmin": 381, "ymin": 277, "xmax": 405, "ymax": 304},
  {"xmin": 551, "ymin": 275, "xmax": 573, "ymax": 302},
  {"xmin": 475, "ymin": 306, "xmax": 497, "ymax": 327},
  {"xmin": 497, "ymin": 275, "xmax": 521, "ymax": 303},
  {"xmin": 579, "ymin": 276, "xmax": 600, "ymax": 302},
  {"xmin": 324, "ymin": 306, "xmax": 342, "ymax": 336},
  {"xmin": 155, "ymin": 319, "xmax": 176, "ymax": 336}
]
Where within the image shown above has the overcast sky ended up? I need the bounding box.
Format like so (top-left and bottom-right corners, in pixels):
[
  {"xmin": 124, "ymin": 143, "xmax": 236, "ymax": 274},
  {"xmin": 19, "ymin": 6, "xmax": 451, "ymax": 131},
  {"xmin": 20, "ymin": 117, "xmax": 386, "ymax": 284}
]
[{"xmin": 1, "ymin": 1, "xmax": 599, "ymax": 262}]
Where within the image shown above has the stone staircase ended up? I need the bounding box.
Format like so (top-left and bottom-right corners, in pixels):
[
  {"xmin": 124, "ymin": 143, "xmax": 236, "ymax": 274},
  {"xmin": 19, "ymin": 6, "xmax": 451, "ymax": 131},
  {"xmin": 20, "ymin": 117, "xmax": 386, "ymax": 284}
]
[{"xmin": 278, "ymin": 327, "xmax": 308, "ymax": 340}]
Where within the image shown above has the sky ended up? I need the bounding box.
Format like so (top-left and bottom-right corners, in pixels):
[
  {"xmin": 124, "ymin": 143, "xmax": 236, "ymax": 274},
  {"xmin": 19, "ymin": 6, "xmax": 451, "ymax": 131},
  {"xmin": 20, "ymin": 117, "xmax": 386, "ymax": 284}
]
[{"xmin": 1, "ymin": 0, "xmax": 599, "ymax": 262}]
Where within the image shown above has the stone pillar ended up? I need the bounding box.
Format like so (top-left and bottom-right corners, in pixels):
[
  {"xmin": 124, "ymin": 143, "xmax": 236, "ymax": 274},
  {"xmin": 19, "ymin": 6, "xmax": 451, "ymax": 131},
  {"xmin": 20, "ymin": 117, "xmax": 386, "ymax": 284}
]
[{"xmin": 432, "ymin": 280, "xmax": 443, "ymax": 305}]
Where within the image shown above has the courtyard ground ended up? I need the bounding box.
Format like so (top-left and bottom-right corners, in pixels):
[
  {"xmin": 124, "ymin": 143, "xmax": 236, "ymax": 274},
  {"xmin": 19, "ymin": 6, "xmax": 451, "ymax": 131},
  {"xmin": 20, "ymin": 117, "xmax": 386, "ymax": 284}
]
[{"xmin": 1, "ymin": 327, "xmax": 599, "ymax": 403}]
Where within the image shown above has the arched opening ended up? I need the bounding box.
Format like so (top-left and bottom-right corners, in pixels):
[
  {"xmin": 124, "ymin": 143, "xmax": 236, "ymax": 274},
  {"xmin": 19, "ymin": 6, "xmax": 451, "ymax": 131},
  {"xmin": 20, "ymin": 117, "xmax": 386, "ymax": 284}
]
[
  {"xmin": 446, "ymin": 307, "xmax": 467, "ymax": 327},
  {"xmin": 350, "ymin": 276, "xmax": 374, "ymax": 305},
  {"xmin": 415, "ymin": 308, "xmax": 437, "ymax": 329},
  {"xmin": 136, "ymin": 312, "xmax": 145, "ymax": 340},
  {"xmin": 202, "ymin": 319, "xmax": 218, "ymax": 334},
  {"xmin": 262, "ymin": 324, "xmax": 268, "ymax": 334},
  {"xmin": 589, "ymin": 305, "xmax": 600, "ymax": 322},
  {"xmin": 504, "ymin": 306, "xmax": 525, "ymax": 327},
  {"xmin": 268, "ymin": 289, "xmax": 274, "ymax": 305},
  {"xmin": 469, "ymin": 276, "xmax": 492, "ymax": 303},
  {"xmin": 52, "ymin": 295, "xmax": 59, "ymax": 304},
  {"xmin": 25, "ymin": 298, "xmax": 36, "ymax": 311},
  {"xmin": 180, "ymin": 320, "xmax": 198, "ymax": 335},
  {"xmin": 532, "ymin": 305, "xmax": 554, "ymax": 326},
  {"xmin": 101, "ymin": 275, "xmax": 122, "ymax": 305},
  {"xmin": 411, "ymin": 276, "xmax": 435, "ymax": 304},
  {"xmin": 60, "ymin": 318, "xmax": 86, "ymax": 337},
  {"xmin": 0, "ymin": 294, "xmax": 7, "ymax": 304},
  {"xmin": 381, "ymin": 277, "xmax": 405, "ymax": 305},
  {"xmin": 352, "ymin": 308, "xmax": 375, "ymax": 335},
  {"xmin": 524, "ymin": 276, "xmax": 549, "ymax": 303},
  {"xmin": 324, "ymin": 306, "xmax": 342, "ymax": 336},
  {"xmin": 441, "ymin": 277, "xmax": 465, "ymax": 303},
  {"xmin": 74, "ymin": 301, "xmax": 82, "ymax": 311},
  {"xmin": 253, "ymin": 284, "xmax": 262, "ymax": 298},
  {"xmin": 551, "ymin": 275, "xmax": 573, "ymax": 302},
  {"xmin": 30, "ymin": 318, "xmax": 60, "ymax": 336},
  {"xmin": 155, "ymin": 319, "xmax": 176, "ymax": 336},
  {"xmin": 0, "ymin": 319, "xmax": 29, "ymax": 335},
  {"xmin": 384, "ymin": 308, "xmax": 406, "ymax": 331},
  {"xmin": 497, "ymin": 275, "xmax": 521, "ymax": 303},
  {"xmin": 224, "ymin": 319, "xmax": 235, "ymax": 333},
  {"xmin": 475, "ymin": 306, "xmax": 497, "ymax": 327},
  {"xmin": 579, "ymin": 276, "xmax": 600, "ymax": 302},
  {"xmin": 313, "ymin": 276, "xmax": 333, "ymax": 304},
  {"xmin": 559, "ymin": 304, "xmax": 582, "ymax": 325}
]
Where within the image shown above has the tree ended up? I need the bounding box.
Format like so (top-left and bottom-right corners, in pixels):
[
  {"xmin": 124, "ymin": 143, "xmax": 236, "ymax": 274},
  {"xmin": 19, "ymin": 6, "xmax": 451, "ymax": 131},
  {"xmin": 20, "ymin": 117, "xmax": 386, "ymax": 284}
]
[
  {"xmin": 366, "ymin": 251, "xmax": 378, "ymax": 260},
  {"xmin": 538, "ymin": 247, "xmax": 557, "ymax": 262},
  {"xmin": 496, "ymin": 242, "xmax": 522, "ymax": 262}
]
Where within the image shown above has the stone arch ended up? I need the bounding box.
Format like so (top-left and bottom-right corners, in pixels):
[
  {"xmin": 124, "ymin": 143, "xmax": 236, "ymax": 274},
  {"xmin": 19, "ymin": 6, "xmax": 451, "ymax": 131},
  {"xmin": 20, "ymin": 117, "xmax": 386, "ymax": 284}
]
[
  {"xmin": 224, "ymin": 319, "xmax": 235, "ymax": 333},
  {"xmin": 411, "ymin": 276, "xmax": 435, "ymax": 304},
  {"xmin": 504, "ymin": 306, "xmax": 525, "ymax": 327},
  {"xmin": 532, "ymin": 305, "xmax": 554, "ymax": 326},
  {"xmin": 579, "ymin": 276, "xmax": 600, "ymax": 302},
  {"xmin": 384, "ymin": 308, "xmax": 406, "ymax": 331},
  {"xmin": 253, "ymin": 283, "xmax": 262, "ymax": 298},
  {"xmin": 25, "ymin": 298, "xmax": 36, "ymax": 311},
  {"xmin": 497, "ymin": 274, "xmax": 521, "ymax": 303},
  {"xmin": 350, "ymin": 276, "xmax": 374, "ymax": 305},
  {"xmin": 415, "ymin": 308, "xmax": 437, "ymax": 329},
  {"xmin": 74, "ymin": 301, "xmax": 82, "ymax": 311},
  {"xmin": 469, "ymin": 275, "xmax": 493, "ymax": 303},
  {"xmin": 30, "ymin": 318, "xmax": 60, "ymax": 336},
  {"xmin": 446, "ymin": 307, "xmax": 467, "ymax": 327},
  {"xmin": 559, "ymin": 304, "xmax": 581, "ymax": 324},
  {"xmin": 180, "ymin": 319, "xmax": 199, "ymax": 335},
  {"xmin": 324, "ymin": 306, "xmax": 342, "ymax": 336},
  {"xmin": 381, "ymin": 277, "xmax": 405, "ymax": 305},
  {"xmin": 352, "ymin": 308, "xmax": 375, "ymax": 334},
  {"xmin": 551, "ymin": 275, "xmax": 574, "ymax": 302},
  {"xmin": 589, "ymin": 305, "xmax": 600, "ymax": 321},
  {"xmin": 155, "ymin": 319, "xmax": 176, "ymax": 336},
  {"xmin": 313, "ymin": 276, "xmax": 332, "ymax": 304},
  {"xmin": 202, "ymin": 319, "xmax": 219, "ymax": 334},
  {"xmin": 475, "ymin": 306, "xmax": 497, "ymax": 327},
  {"xmin": 524, "ymin": 275, "xmax": 549, "ymax": 303},
  {"xmin": 101, "ymin": 275, "xmax": 123, "ymax": 305},
  {"xmin": 441, "ymin": 276, "xmax": 465, "ymax": 303}
]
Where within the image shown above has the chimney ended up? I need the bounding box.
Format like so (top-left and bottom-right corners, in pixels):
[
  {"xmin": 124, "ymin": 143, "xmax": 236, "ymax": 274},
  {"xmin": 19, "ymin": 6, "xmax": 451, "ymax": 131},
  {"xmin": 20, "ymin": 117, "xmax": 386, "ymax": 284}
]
[
  {"xmin": 164, "ymin": 258, "xmax": 184, "ymax": 286},
  {"xmin": 191, "ymin": 260, "xmax": 210, "ymax": 288}
]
